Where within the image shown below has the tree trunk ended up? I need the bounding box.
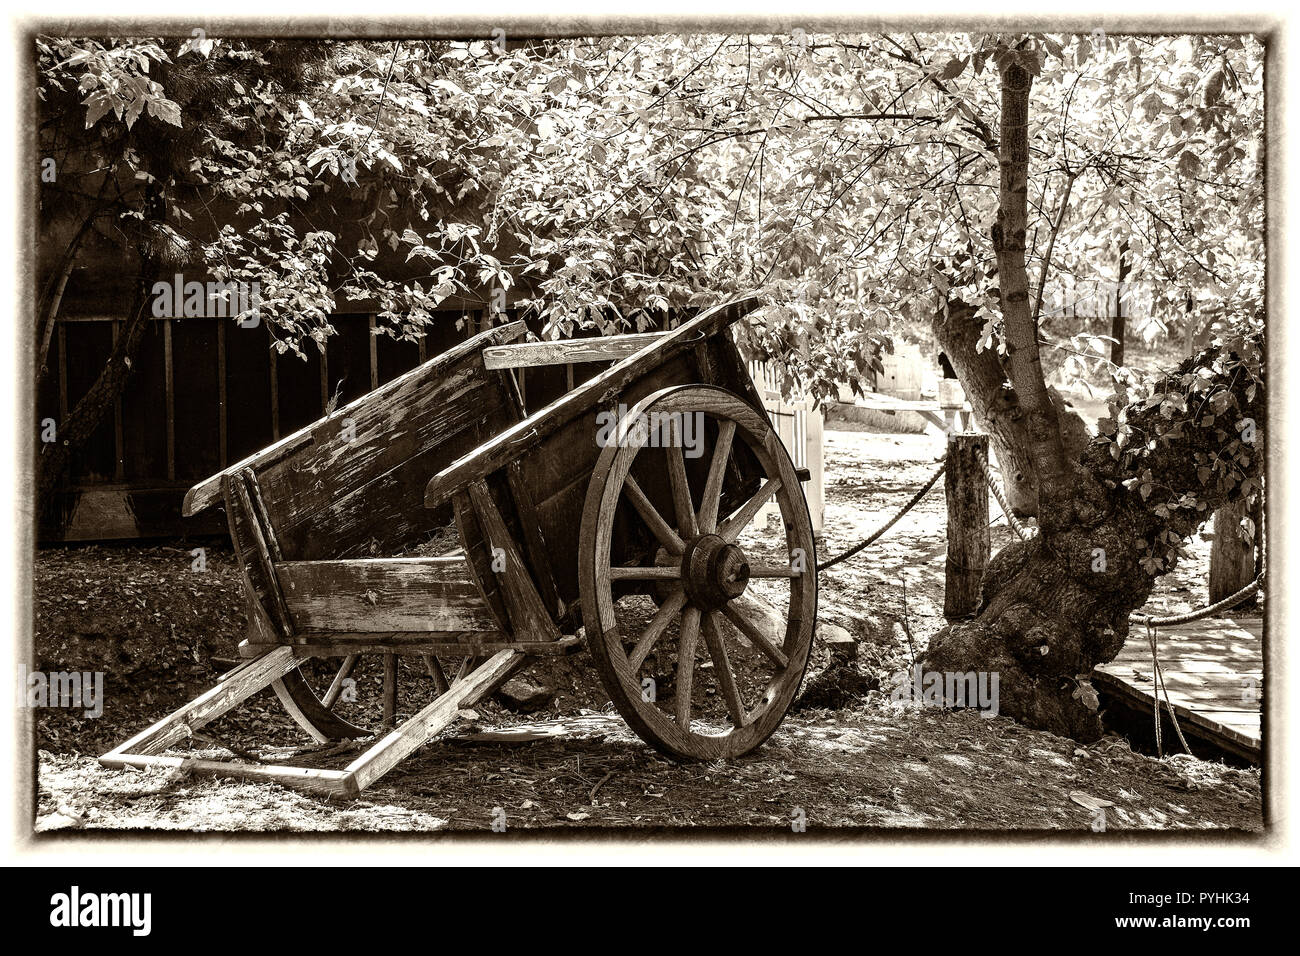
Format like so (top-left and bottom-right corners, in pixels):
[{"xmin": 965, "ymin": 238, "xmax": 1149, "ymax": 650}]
[
  {"xmin": 934, "ymin": 299, "xmax": 1090, "ymax": 518},
  {"xmin": 991, "ymin": 55, "xmax": 1073, "ymax": 531},
  {"xmin": 924, "ymin": 339, "xmax": 1263, "ymax": 740},
  {"xmin": 37, "ymin": 260, "xmax": 159, "ymax": 514},
  {"xmin": 1110, "ymin": 239, "xmax": 1129, "ymax": 367},
  {"xmin": 37, "ymin": 209, "xmax": 99, "ymax": 388}
]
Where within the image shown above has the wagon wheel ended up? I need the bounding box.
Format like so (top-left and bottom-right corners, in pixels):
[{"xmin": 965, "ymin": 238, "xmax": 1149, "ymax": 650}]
[
  {"xmin": 272, "ymin": 652, "xmax": 475, "ymax": 742},
  {"xmin": 580, "ymin": 384, "xmax": 817, "ymax": 761}
]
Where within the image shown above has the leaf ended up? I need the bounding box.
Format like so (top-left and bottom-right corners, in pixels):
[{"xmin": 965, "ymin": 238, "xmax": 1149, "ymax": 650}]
[
  {"xmin": 1069, "ymin": 791, "xmax": 1116, "ymax": 812},
  {"xmin": 82, "ymin": 91, "xmax": 111, "ymax": 129},
  {"xmin": 148, "ymin": 98, "xmax": 183, "ymax": 127},
  {"xmin": 938, "ymin": 56, "xmax": 968, "ymax": 81}
]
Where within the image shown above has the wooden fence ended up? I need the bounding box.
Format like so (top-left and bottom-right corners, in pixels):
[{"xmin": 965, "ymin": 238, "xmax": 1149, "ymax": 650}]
[{"xmin": 37, "ymin": 310, "xmax": 554, "ymax": 541}]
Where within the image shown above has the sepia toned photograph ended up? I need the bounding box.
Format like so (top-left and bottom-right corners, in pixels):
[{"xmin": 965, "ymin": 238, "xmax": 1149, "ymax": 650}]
[{"xmin": 16, "ymin": 13, "xmax": 1274, "ymax": 854}]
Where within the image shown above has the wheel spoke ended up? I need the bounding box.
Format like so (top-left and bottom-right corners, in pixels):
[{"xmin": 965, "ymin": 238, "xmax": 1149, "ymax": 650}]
[
  {"xmin": 697, "ymin": 420, "xmax": 736, "ymax": 534},
  {"xmin": 675, "ymin": 605, "xmax": 701, "ymax": 727},
  {"xmin": 747, "ymin": 561, "xmax": 803, "ymax": 578},
  {"xmin": 718, "ymin": 477, "xmax": 782, "ymax": 542},
  {"xmin": 322, "ymin": 654, "xmax": 359, "ymax": 709},
  {"xmin": 665, "ymin": 433, "xmax": 699, "ymax": 539},
  {"xmin": 720, "ymin": 600, "xmax": 789, "ymax": 670},
  {"xmin": 608, "ymin": 564, "xmax": 683, "ymax": 580},
  {"xmin": 703, "ymin": 612, "xmax": 748, "ymax": 727},
  {"xmin": 629, "ymin": 589, "xmax": 688, "ymax": 671},
  {"xmin": 623, "ymin": 474, "xmax": 685, "ymax": 554}
]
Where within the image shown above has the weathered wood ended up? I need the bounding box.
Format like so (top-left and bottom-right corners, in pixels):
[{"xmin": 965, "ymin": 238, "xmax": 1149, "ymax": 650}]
[
  {"xmin": 269, "ymin": 338, "xmax": 280, "ymax": 441},
  {"xmin": 243, "ymin": 468, "xmax": 284, "ymax": 562},
  {"xmin": 282, "ymin": 636, "xmax": 582, "ymax": 657},
  {"xmin": 322, "ymin": 654, "xmax": 359, "ymax": 708},
  {"xmin": 112, "ymin": 320, "xmax": 125, "ymax": 479},
  {"xmin": 274, "ymin": 557, "xmax": 498, "ymax": 633},
  {"xmin": 216, "ymin": 320, "xmax": 228, "ymax": 467},
  {"xmin": 424, "ymin": 654, "xmax": 450, "ymax": 693},
  {"xmin": 182, "ymin": 320, "xmax": 527, "ymax": 518},
  {"xmin": 1210, "ymin": 500, "xmax": 1256, "ymax": 604},
  {"xmin": 1093, "ymin": 615, "xmax": 1261, "ymax": 763},
  {"xmin": 368, "ymin": 314, "xmax": 379, "ymax": 390},
  {"xmin": 482, "ymin": 332, "xmax": 666, "ymax": 369},
  {"xmin": 579, "ymin": 384, "xmax": 817, "ymax": 761},
  {"xmin": 99, "ymin": 751, "xmax": 352, "ymax": 797},
  {"xmin": 453, "ymin": 490, "xmax": 514, "ymax": 632},
  {"xmin": 382, "ymin": 652, "xmax": 397, "ymax": 729},
  {"xmin": 343, "ymin": 649, "xmax": 527, "ymax": 794},
  {"xmin": 467, "ymin": 479, "xmax": 563, "ymax": 642},
  {"xmin": 232, "ymin": 472, "xmax": 296, "ymax": 639},
  {"xmin": 944, "ymin": 433, "xmax": 990, "ymax": 621},
  {"xmin": 101, "ymin": 647, "xmax": 534, "ymax": 797},
  {"xmin": 505, "ymin": 459, "xmax": 564, "ymax": 618},
  {"xmin": 424, "ymin": 295, "xmax": 759, "ymax": 508},
  {"xmin": 100, "ymin": 646, "xmax": 302, "ymax": 758},
  {"xmin": 163, "ymin": 318, "xmax": 176, "ymax": 479}
]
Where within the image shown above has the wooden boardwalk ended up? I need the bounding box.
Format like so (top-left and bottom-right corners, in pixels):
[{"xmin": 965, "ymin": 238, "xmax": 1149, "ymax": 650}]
[{"xmin": 1094, "ymin": 615, "xmax": 1263, "ymax": 763}]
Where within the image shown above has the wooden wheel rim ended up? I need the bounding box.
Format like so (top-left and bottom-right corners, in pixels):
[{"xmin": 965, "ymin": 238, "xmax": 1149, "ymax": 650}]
[
  {"xmin": 272, "ymin": 652, "xmax": 463, "ymax": 741},
  {"xmin": 580, "ymin": 384, "xmax": 817, "ymax": 760}
]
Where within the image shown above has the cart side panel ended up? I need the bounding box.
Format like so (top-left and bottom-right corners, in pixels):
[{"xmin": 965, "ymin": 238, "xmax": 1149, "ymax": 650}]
[{"xmin": 236, "ymin": 327, "xmax": 525, "ymax": 562}]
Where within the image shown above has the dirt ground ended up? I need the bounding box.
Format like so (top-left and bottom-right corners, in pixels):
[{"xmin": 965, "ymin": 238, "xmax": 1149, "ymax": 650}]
[{"xmin": 32, "ymin": 425, "xmax": 1264, "ymax": 833}]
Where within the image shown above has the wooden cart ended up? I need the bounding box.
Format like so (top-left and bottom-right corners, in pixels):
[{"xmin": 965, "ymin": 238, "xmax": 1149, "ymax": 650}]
[{"xmin": 100, "ymin": 295, "xmax": 818, "ymax": 796}]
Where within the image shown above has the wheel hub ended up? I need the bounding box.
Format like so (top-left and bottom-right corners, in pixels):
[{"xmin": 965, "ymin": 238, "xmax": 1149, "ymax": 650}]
[{"xmin": 681, "ymin": 533, "xmax": 750, "ymax": 609}]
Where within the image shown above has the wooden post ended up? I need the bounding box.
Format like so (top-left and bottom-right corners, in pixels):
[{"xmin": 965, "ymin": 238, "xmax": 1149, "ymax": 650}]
[
  {"xmin": 1210, "ymin": 500, "xmax": 1256, "ymax": 604},
  {"xmin": 944, "ymin": 433, "xmax": 990, "ymax": 621},
  {"xmin": 382, "ymin": 652, "xmax": 398, "ymax": 730}
]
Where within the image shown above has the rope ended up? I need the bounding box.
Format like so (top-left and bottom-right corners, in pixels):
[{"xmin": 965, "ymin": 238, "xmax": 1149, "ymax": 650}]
[
  {"xmin": 1147, "ymin": 622, "xmax": 1193, "ymax": 758},
  {"xmin": 816, "ymin": 459, "xmax": 947, "ymax": 572},
  {"xmin": 1131, "ymin": 574, "xmax": 1263, "ymax": 627},
  {"xmin": 1136, "ymin": 567, "xmax": 1263, "ymax": 760},
  {"xmin": 973, "ymin": 447, "xmax": 1033, "ymax": 542}
]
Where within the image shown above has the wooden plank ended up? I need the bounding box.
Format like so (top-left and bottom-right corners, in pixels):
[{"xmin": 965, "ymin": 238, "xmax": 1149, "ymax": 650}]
[
  {"xmin": 163, "ymin": 318, "xmax": 176, "ymax": 480},
  {"xmin": 368, "ymin": 314, "xmax": 379, "ymax": 390},
  {"xmin": 319, "ymin": 344, "xmax": 330, "ymax": 413},
  {"xmin": 505, "ymin": 459, "xmax": 564, "ymax": 619},
  {"xmin": 217, "ymin": 320, "xmax": 228, "ymax": 467},
  {"xmin": 343, "ymin": 649, "xmax": 526, "ymax": 794},
  {"xmin": 223, "ymin": 473, "xmax": 290, "ymax": 646},
  {"xmin": 57, "ymin": 323, "xmax": 68, "ymax": 420},
  {"xmin": 287, "ymin": 636, "xmax": 582, "ymax": 657},
  {"xmin": 423, "ymin": 295, "xmax": 759, "ymax": 508},
  {"xmin": 482, "ymin": 332, "xmax": 667, "ymax": 369},
  {"xmin": 275, "ymin": 557, "xmax": 498, "ymax": 633},
  {"xmin": 112, "ymin": 320, "xmax": 125, "ymax": 479},
  {"xmin": 1094, "ymin": 616, "xmax": 1262, "ymax": 760},
  {"xmin": 100, "ymin": 647, "xmax": 302, "ymax": 758},
  {"xmin": 269, "ymin": 339, "xmax": 280, "ymax": 441},
  {"xmin": 98, "ymin": 752, "xmax": 351, "ymax": 797},
  {"xmin": 183, "ymin": 320, "xmax": 527, "ymax": 517},
  {"xmin": 467, "ymin": 479, "xmax": 563, "ymax": 642}
]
